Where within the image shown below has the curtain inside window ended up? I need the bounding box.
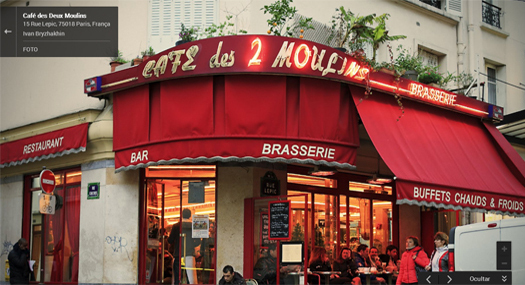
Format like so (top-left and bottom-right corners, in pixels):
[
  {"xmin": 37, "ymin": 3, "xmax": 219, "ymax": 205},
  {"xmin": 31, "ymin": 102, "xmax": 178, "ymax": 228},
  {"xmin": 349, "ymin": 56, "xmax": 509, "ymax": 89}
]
[
  {"xmin": 66, "ymin": 186, "xmax": 81, "ymax": 282},
  {"xmin": 49, "ymin": 188, "xmax": 64, "ymax": 282}
]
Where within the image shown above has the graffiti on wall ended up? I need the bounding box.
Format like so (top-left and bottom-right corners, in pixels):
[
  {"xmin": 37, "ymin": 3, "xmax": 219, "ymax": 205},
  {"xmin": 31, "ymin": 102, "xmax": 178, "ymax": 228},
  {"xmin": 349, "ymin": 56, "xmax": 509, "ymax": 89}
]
[
  {"xmin": 1, "ymin": 240, "xmax": 14, "ymax": 258},
  {"xmin": 105, "ymin": 235, "xmax": 134, "ymax": 262}
]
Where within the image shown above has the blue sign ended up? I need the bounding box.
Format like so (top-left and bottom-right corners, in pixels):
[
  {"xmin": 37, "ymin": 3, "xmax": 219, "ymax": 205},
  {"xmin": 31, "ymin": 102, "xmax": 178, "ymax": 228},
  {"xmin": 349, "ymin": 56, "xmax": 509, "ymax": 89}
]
[{"xmin": 87, "ymin": 182, "xmax": 100, "ymax": 200}]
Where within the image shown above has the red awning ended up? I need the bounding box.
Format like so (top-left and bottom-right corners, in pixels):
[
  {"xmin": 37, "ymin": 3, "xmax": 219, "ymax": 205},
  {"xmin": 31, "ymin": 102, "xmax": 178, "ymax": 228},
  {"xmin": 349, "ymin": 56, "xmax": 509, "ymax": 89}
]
[
  {"xmin": 350, "ymin": 86, "xmax": 525, "ymax": 216},
  {"xmin": 113, "ymin": 76, "xmax": 359, "ymax": 172},
  {"xmin": 1, "ymin": 123, "xmax": 89, "ymax": 168}
]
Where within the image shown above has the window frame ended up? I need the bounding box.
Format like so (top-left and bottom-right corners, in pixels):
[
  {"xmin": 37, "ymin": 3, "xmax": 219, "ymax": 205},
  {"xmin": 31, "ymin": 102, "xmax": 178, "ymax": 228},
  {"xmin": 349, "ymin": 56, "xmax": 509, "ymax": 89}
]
[{"xmin": 23, "ymin": 166, "xmax": 82, "ymax": 284}]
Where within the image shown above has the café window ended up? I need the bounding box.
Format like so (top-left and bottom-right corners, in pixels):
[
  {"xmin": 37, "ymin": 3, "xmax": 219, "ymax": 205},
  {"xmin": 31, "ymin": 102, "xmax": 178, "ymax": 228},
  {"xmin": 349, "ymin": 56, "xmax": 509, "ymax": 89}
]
[
  {"xmin": 24, "ymin": 168, "xmax": 82, "ymax": 283},
  {"xmin": 288, "ymin": 170, "xmax": 394, "ymax": 261}
]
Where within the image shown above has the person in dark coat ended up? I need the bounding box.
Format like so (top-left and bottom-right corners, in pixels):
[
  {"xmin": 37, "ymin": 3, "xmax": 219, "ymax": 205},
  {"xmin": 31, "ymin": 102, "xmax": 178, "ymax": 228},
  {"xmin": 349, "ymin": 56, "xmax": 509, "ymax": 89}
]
[
  {"xmin": 253, "ymin": 244, "xmax": 279, "ymax": 285},
  {"xmin": 253, "ymin": 243, "xmax": 298, "ymax": 285},
  {"xmin": 354, "ymin": 244, "xmax": 386, "ymax": 285},
  {"xmin": 168, "ymin": 220, "xmax": 181, "ymax": 284},
  {"xmin": 332, "ymin": 247, "xmax": 361, "ymax": 285},
  {"xmin": 218, "ymin": 265, "xmax": 246, "ymax": 285},
  {"xmin": 8, "ymin": 238, "xmax": 30, "ymax": 284}
]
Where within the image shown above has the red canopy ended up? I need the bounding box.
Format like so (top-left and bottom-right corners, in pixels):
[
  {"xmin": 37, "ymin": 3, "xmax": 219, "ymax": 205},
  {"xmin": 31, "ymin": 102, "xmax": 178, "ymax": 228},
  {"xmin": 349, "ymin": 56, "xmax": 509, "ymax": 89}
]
[
  {"xmin": 113, "ymin": 76, "xmax": 360, "ymax": 172},
  {"xmin": 1, "ymin": 123, "xmax": 89, "ymax": 168},
  {"xmin": 350, "ymin": 86, "xmax": 525, "ymax": 216}
]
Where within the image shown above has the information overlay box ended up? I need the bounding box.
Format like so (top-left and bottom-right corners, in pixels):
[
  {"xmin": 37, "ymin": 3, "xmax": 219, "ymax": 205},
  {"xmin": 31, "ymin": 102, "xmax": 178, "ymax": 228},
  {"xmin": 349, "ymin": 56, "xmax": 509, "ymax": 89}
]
[{"xmin": 1, "ymin": 7, "xmax": 118, "ymax": 57}]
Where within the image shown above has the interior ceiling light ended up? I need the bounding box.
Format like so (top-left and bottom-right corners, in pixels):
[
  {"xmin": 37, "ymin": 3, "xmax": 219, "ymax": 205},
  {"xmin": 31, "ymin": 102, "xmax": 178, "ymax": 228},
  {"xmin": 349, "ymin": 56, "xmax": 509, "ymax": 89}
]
[
  {"xmin": 308, "ymin": 165, "xmax": 337, "ymax": 176},
  {"xmin": 366, "ymin": 174, "xmax": 392, "ymax": 185}
]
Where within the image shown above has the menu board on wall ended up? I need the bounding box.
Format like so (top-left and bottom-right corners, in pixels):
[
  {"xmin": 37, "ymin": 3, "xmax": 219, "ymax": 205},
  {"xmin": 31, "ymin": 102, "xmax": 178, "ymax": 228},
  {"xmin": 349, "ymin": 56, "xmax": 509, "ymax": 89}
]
[{"xmin": 268, "ymin": 200, "xmax": 291, "ymax": 240}]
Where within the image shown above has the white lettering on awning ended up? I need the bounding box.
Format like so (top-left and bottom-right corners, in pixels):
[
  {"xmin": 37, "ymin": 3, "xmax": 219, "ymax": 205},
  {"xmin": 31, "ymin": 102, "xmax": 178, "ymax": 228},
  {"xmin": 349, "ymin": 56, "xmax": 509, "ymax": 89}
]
[
  {"xmin": 262, "ymin": 143, "xmax": 335, "ymax": 159},
  {"xmin": 23, "ymin": 136, "xmax": 64, "ymax": 154}
]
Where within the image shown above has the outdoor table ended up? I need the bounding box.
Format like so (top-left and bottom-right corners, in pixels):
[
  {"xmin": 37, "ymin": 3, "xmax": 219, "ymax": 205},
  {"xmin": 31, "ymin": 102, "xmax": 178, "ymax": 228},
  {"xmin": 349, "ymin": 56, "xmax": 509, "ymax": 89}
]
[
  {"xmin": 360, "ymin": 271, "xmax": 393, "ymax": 285},
  {"xmin": 288, "ymin": 271, "xmax": 304, "ymax": 285},
  {"xmin": 312, "ymin": 271, "xmax": 341, "ymax": 285}
]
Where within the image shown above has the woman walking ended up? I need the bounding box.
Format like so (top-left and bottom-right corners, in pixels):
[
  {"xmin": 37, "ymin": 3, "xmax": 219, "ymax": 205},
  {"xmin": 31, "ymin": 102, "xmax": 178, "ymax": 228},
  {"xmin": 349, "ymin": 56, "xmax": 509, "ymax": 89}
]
[
  {"xmin": 425, "ymin": 232, "xmax": 449, "ymax": 272},
  {"xmin": 397, "ymin": 236, "xmax": 430, "ymax": 285}
]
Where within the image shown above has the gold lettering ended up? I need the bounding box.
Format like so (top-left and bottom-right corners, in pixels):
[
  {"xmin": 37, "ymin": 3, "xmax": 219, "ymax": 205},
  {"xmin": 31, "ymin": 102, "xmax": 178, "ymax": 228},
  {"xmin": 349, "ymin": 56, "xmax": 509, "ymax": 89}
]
[
  {"xmin": 209, "ymin": 42, "xmax": 233, "ymax": 69},
  {"xmin": 343, "ymin": 62, "xmax": 360, "ymax": 77},
  {"xmin": 322, "ymin": 52, "xmax": 339, "ymax": 76},
  {"xmin": 153, "ymin": 55, "xmax": 168, "ymax": 77},
  {"xmin": 182, "ymin": 45, "xmax": 199, "ymax": 71},
  {"xmin": 293, "ymin": 44, "xmax": 310, "ymax": 69},
  {"xmin": 310, "ymin": 46, "xmax": 325, "ymax": 72},
  {"xmin": 248, "ymin": 38, "xmax": 262, "ymax": 66},
  {"xmin": 142, "ymin": 60, "xmax": 155, "ymax": 78},
  {"xmin": 210, "ymin": 41, "xmax": 223, "ymax": 68},
  {"xmin": 272, "ymin": 41, "xmax": 295, "ymax": 68},
  {"xmin": 168, "ymin": 50, "xmax": 185, "ymax": 74},
  {"xmin": 338, "ymin": 58, "xmax": 347, "ymax": 75}
]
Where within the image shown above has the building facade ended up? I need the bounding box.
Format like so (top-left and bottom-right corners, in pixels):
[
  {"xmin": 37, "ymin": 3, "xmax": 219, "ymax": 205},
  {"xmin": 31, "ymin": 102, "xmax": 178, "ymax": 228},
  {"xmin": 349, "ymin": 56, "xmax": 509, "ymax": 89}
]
[{"xmin": 1, "ymin": 1, "xmax": 524, "ymax": 284}]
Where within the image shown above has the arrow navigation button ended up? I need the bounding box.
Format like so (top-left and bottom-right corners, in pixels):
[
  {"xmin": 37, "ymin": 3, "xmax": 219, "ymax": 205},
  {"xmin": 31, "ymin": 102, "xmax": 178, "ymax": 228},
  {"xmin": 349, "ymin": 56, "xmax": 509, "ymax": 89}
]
[
  {"xmin": 426, "ymin": 275, "xmax": 432, "ymax": 284},
  {"xmin": 4, "ymin": 29, "xmax": 12, "ymax": 34},
  {"xmin": 447, "ymin": 275, "xmax": 452, "ymax": 284}
]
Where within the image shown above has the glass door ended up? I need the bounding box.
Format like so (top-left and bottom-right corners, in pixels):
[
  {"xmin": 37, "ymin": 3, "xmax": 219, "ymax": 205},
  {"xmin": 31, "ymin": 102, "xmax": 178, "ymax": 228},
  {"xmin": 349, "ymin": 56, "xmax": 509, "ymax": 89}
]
[
  {"xmin": 145, "ymin": 180, "xmax": 174, "ymax": 284},
  {"xmin": 143, "ymin": 165, "xmax": 216, "ymax": 284}
]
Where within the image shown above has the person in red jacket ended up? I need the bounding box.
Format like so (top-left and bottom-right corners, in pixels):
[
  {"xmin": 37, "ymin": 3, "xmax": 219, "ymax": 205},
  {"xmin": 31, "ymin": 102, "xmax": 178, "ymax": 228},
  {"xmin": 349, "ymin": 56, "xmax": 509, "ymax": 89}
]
[{"xmin": 396, "ymin": 236, "xmax": 430, "ymax": 285}]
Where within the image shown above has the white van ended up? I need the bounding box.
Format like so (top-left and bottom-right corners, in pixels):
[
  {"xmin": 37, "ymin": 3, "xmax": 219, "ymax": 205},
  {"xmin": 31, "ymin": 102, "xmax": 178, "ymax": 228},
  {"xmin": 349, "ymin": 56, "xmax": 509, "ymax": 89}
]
[{"xmin": 449, "ymin": 217, "xmax": 525, "ymax": 282}]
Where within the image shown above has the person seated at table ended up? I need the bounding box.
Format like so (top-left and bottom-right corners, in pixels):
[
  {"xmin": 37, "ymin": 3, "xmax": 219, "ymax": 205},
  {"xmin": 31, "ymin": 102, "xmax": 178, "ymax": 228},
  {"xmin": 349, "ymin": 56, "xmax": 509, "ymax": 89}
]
[
  {"xmin": 254, "ymin": 243, "xmax": 299, "ymax": 285},
  {"xmin": 308, "ymin": 247, "xmax": 335, "ymax": 284},
  {"xmin": 354, "ymin": 245, "xmax": 386, "ymax": 285},
  {"xmin": 369, "ymin": 247, "xmax": 384, "ymax": 271},
  {"xmin": 332, "ymin": 247, "xmax": 362, "ymax": 285},
  {"xmin": 380, "ymin": 245, "xmax": 400, "ymax": 281},
  {"xmin": 309, "ymin": 247, "xmax": 358, "ymax": 285}
]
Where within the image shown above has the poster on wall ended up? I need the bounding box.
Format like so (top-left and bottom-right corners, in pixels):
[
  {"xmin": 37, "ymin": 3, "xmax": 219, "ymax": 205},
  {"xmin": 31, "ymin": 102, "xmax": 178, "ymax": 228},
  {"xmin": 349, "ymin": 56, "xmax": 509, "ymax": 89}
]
[{"xmin": 192, "ymin": 214, "xmax": 209, "ymax": 238}]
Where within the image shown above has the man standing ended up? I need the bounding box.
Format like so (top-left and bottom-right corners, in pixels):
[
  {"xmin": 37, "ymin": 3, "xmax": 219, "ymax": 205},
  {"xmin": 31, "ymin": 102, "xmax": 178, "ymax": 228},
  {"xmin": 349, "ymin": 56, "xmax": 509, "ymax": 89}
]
[
  {"xmin": 218, "ymin": 265, "xmax": 246, "ymax": 285},
  {"xmin": 168, "ymin": 219, "xmax": 181, "ymax": 284},
  {"xmin": 8, "ymin": 238, "xmax": 30, "ymax": 284},
  {"xmin": 181, "ymin": 209, "xmax": 201, "ymax": 284}
]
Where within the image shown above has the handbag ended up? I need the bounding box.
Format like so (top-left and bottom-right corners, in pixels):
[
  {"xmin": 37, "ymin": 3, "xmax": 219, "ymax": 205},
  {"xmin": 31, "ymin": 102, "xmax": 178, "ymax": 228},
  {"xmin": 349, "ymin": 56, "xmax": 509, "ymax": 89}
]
[{"xmin": 413, "ymin": 249, "xmax": 428, "ymax": 273}]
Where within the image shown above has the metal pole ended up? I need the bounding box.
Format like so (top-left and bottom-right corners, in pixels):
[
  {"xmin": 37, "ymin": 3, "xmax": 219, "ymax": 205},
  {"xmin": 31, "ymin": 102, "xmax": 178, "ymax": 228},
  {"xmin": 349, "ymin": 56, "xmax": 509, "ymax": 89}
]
[{"xmin": 477, "ymin": 54, "xmax": 482, "ymax": 100}]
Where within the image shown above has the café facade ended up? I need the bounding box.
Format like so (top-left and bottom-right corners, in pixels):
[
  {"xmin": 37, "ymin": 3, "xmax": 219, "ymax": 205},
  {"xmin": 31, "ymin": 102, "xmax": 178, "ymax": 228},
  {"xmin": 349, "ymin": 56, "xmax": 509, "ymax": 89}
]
[{"xmin": 2, "ymin": 35, "xmax": 524, "ymax": 284}]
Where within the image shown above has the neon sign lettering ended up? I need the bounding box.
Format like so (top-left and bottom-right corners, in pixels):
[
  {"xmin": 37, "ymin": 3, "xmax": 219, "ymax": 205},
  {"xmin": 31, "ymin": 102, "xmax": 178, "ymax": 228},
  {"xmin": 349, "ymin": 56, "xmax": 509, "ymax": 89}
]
[
  {"xmin": 409, "ymin": 83, "xmax": 457, "ymax": 106},
  {"xmin": 248, "ymin": 38, "xmax": 262, "ymax": 66},
  {"xmin": 271, "ymin": 41, "xmax": 369, "ymax": 80},
  {"xmin": 293, "ymin": 44, "xmax": 310, "ymax": 69}
]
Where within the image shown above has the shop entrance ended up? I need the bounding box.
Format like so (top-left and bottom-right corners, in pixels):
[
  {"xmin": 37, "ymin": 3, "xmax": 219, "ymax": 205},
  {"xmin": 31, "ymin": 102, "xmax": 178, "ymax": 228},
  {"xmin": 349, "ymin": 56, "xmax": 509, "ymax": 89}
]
[
  {"xmin": 244, "ymin": 194, "xmax": 309, "ymax": 285},
  {"xmin": 141, "ymin": 166, "xmax": 216, "ymax": 285}
]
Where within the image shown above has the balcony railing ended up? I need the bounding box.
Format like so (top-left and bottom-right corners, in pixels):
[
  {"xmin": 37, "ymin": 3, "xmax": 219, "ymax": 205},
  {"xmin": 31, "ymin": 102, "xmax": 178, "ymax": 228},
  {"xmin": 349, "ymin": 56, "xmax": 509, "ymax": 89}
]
[
  {"xmin": 482, "ymin": 1, "xmax": 501, "ymax": 28},
  {"xmin": 420, "ymin": 0, "xmax": 442, "ymax": 9}
]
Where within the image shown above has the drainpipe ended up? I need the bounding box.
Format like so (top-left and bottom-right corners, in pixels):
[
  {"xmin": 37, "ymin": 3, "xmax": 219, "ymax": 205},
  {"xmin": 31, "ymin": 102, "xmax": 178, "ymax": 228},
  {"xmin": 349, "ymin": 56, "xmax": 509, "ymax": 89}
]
[
  {"xmin": 467, "ymin": 0, "xmax": 477, "ymax": 99},
  {"xmin": 457, "ymin": 15, "xmax": 465, "ymax": 86}
]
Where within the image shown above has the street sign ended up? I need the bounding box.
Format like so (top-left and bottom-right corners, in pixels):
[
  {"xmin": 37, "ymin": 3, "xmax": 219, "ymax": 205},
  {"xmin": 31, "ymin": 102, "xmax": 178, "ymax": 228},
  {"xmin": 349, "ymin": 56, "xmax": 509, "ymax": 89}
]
[
  {"xmin": 39, "ymin": 193, "xmax": 56, "ymax": 215},
  {"xmin": 39, "ymin": 169, "xmax": 56, "ymax": 193}
]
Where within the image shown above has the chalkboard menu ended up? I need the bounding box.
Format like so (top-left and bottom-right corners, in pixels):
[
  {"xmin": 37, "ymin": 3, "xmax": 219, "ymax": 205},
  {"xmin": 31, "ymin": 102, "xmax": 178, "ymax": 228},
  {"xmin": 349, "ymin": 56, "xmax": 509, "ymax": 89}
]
[
  {"xmin": 268, "ymin": 200, "xmax": 291, "ymax": 240},
  {"xmin": 260, "ymin": 212, "xmax": 276, "ymax": 248}
]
